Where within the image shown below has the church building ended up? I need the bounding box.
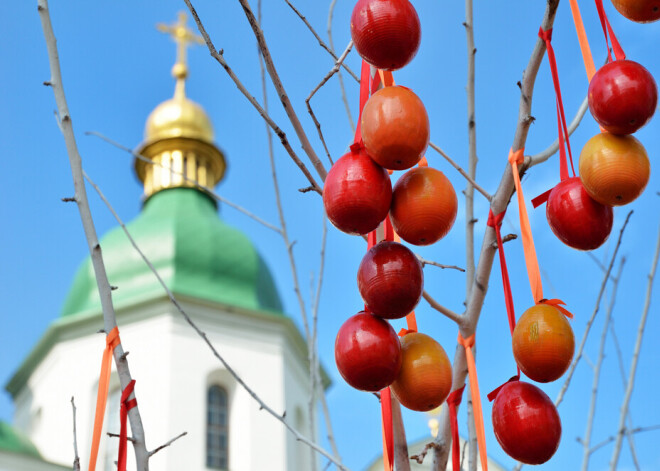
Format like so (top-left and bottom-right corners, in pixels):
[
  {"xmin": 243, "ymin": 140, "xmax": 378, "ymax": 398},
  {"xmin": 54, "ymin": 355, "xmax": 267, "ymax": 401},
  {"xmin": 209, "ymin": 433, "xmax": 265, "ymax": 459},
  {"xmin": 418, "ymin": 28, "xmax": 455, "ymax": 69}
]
[{"xmin": 2, "ymin": 13, "xmax": 316, "ymax": 471}]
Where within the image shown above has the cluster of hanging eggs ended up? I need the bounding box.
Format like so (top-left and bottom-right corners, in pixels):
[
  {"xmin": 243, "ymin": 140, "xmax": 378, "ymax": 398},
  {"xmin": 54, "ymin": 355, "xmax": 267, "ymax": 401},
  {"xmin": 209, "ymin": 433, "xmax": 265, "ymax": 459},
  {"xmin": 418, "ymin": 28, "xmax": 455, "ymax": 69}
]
[
  {"xmin": 546, "ymin": 32, "xmax": 657, "ymax": 252},
  {"xmin": 330, "ymin": 0, "xmax": 456, "ymax": 413}
]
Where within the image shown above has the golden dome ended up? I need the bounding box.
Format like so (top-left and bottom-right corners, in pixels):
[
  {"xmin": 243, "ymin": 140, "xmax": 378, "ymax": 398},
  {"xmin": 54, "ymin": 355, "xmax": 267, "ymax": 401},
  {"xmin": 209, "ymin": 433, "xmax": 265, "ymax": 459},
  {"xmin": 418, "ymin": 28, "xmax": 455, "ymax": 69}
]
[{"xmin": 144, "ymin": 94, "xmax": 214, "ymax": 144}]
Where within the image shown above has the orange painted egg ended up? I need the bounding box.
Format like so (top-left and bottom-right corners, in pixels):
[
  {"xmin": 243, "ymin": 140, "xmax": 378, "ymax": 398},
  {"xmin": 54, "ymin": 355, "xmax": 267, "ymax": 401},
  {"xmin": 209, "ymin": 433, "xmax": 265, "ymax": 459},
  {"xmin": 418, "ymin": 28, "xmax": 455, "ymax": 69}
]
[
  {"xmin": 610, "ymin": 0, "xmax": 660, "ymax": 23},
  {"xmin": 512, "ymin": 304, "xmax": 575, "ymax": 383},
  {"xmin": 390, "ymin": 167, "xmax": 457, "ymax": 245},
  {"xmin": 361, "ymin": 86, "xmax": 429, "ymax": 171},
  {"xmin": 391, "ymin": 332, "xmax": 452, "ymax": 412},
  {"xmin": 579, "ymin": 132, "xmax": 650, "ymax": 206}
]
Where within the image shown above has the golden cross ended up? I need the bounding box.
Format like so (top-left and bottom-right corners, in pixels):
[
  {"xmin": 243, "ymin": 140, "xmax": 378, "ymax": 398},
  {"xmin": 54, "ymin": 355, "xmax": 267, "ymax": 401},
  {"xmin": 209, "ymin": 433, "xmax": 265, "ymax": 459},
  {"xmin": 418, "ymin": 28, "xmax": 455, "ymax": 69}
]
[{"xmin": 157, "ymin": 12, "xmax": 204, "ymax": 79}]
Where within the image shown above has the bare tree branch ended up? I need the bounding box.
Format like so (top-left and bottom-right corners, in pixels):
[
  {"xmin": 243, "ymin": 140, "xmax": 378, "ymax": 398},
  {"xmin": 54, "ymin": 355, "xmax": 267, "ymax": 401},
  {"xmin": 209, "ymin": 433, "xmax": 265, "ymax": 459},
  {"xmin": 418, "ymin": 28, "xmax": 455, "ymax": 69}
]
[
  {"xmin": 37, "ymin": 2, "xmax": 149, "ymax": 468},
  {"xmin": 148, "ymin": 432, "xmax": 188, "ymax": 457},
  {"xmin": 422, "ymin": 291, "xmax": 463, "ymax": 326},
  {"xmin": 182, "ymin": 0, "xmax": 323, "ymax": 194},
  {"xmin": 283, "ymin": 0, "xmax": 359, "ymax": 82},
  {"xmin": 71, "ymin": 397, "xmax": 80, "ymax": 471},
  {"xmin": 581, "ymin": 257, "xmax": 626, "ymax": 471},
  {"xmin": 392, "ymin": 395, "xmax": 411, "ymax": 471},
  {"xmin": 610, "ymin": 219, "xmax": 660, "ymax": 469},
  {"xmin": 326, "ymin": 0, "xmax": 355, "ymax": 132},
  {"xmin": 418, "ymin": 256, "xmax": 466, "ymax": 272},
  {"xmin": 428, "ymin": 142, "xmax": 492, "ymax": 201}
]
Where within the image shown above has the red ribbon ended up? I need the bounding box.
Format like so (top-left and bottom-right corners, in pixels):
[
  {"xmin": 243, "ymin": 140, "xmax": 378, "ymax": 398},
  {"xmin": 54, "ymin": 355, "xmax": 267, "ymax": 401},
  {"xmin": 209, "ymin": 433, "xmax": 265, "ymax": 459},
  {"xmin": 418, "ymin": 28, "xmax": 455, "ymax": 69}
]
[
  {"xmin": 487, "ymin": 375, "xmax": 520, "ymax": 402},
  {"xmin": 380, "ymin": 387, "xmax": 394, "ymax": 471},
  {"xmin": 447, "ymin": 385, "xmax": 466, "ymax": 471},
  {"xmin": 594, "ymin": 0, "xmax": 626, "ymax": 62},
  {"xmin": 538, "ymin": 27, "xmax": 575, "ymax": 182},
  {"xmin": 117, "ymin": 380, "xmax": 138, "ymax": 471}
]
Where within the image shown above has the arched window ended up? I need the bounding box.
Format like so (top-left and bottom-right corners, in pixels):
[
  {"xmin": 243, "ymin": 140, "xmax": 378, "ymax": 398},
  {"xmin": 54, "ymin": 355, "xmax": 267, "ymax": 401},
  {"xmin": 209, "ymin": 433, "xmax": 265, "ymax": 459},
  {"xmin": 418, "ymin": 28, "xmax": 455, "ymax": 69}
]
[{"xmin": 206, "ymin": 385, "xmax": 229, "ymax": 469}]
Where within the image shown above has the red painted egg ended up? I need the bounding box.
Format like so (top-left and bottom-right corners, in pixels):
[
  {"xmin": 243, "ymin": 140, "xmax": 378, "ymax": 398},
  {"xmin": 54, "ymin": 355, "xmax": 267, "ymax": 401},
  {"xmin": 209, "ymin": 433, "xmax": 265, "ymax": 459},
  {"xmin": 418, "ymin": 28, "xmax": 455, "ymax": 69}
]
[
  {"xmin": 546, "ymin": 177, "xmax": 613, "ymax": 251},
  {"xmin": 390, "ymin": 167, "xmax": 457, "ymax": 245},
  {"xmin": 323, "ymin": 146, "xmax": 392, "ymax": 235},
  {"xmin": 512, "ymin": 304, "xmax": 575, "ymax": 383},
  {"xmin": 335, "ymin": 312, "xmax": 402, "ymax": 392},
  {"xmin": 358, "ymin": 241, "xmax": 423, "ymax": 319},
  {"xmin": 361, "ymin": 86, "xmax": 429, "ymax": 171},
  {"xmin": 492, "ymin": 381, "xmax": 562, "ymax": 465},
  {"xmin": 589, "ymin": 60, "xmax": 657, "ymax": 135},
  {"xmin": 391, "ymin": 332, "xmax": 452, "ymax": 412},
  {"xmin": 350, "ymin": 0, "xmax": 421, "ymax": 71}
]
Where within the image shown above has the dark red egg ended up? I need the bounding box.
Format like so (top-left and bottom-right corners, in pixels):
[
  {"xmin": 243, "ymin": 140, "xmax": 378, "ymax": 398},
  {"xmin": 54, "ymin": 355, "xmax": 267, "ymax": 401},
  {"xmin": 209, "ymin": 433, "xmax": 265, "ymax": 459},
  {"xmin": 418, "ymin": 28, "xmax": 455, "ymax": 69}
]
[
  {"xmin": 350, "ymin": 0, "xmax": 421, "ymax": 71},
  {"xmin": 589, "ymin": 60, "xmax": 658, "ymax": 135},
  {"xmin": 492, "ymin": 381, "xmax": 562, "ymax": 465},
  {"xmin": 357, "ymin": 241, "xmax": 423, "ymax": 319},
  {"xmin": 335, "ymin": 312, "xmax": 402, "ymax": 392},
  {"xmin": 323, "ymin": 146, "xmax": 392, "ymax": 235},
  {"xmin": 546, "ymin": 177, "xmax": 613, "ymax": 251}
]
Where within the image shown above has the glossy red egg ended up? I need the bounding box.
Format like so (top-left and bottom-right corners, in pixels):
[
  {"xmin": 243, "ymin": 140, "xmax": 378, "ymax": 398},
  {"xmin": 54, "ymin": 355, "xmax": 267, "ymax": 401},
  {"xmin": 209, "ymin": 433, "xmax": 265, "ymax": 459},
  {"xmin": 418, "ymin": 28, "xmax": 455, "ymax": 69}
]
[
  {"xmin": 350, "ymin": 0, "xmax": 421, "ymax": 71},
  {"xmin": 358, "ymin": 241, "xmax": 423, "ymax": 319},
  {"xmin": 611, "ymin": 0, "xmax": 660, "ymax": 23},
  {"xmin": 335, "ymin": 312, "xmax": 402, "ymax": 392},
  {"xmin": 390, "ymin": 167, "xmax": 458, "ymax": 245},
  {"xmin": 323, "ymin": 146, "xmax": 392, "ymax": 235},
  {"xmin": 492, "ymin": 381, "xmax": 562, "ymax": 465},
  {"xmin": 589, "ymin": 60, "xmax": 657, "ymax": 135},
  {"xmin": 546, "ymin": 177, "xmax": 613, "ymax": 251},
  {"xmin": 391, "ymin": 332, "xmax": 452, "ymax": 412},
  {"xmin": 361, "ymin": 86, "xmax": 429, "ymax": 170}
]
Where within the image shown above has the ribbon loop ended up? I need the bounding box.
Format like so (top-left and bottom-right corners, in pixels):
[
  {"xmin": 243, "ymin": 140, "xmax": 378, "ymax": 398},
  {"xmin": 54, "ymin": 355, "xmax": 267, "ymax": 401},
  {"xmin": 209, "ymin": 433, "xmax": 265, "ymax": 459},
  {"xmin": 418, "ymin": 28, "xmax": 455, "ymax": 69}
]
[
  {"xmin": 117, "ymin": 380, "xmax": 138, "ymax": 471},
  {"xmin": 538, "ymin": 298, "xmax": 574, "ymax": 319},
  {"xmin": 594, "ymin": 0, "xmax": 626, "ymax": 62},
  {"xmin": 447, "ymin": 385, "xmax": 466, "ymax": 471},
  {"xmin": 457, "ymin": 333, "xmax": 488, "ymax": 471}
]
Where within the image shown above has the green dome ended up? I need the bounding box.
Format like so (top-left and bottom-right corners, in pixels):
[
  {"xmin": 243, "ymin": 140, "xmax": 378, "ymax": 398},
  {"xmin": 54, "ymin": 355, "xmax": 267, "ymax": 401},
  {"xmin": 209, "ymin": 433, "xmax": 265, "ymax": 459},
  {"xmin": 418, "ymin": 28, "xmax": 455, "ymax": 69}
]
[
  {"xmin": 0, "ymin": 421, "xmax": 41, "ymax": 458},
  {"xmin": 61, "ymin": 188, "xmax": 283, "ymax": 317}
]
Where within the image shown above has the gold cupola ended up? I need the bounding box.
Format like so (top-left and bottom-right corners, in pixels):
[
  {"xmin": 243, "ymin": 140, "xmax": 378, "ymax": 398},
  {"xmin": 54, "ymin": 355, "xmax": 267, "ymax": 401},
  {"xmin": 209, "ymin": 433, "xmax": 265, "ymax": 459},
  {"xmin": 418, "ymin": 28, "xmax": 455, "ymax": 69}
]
[{"xmin": 135, "ymin": 12, "xmax": 226, "ymax": 199}]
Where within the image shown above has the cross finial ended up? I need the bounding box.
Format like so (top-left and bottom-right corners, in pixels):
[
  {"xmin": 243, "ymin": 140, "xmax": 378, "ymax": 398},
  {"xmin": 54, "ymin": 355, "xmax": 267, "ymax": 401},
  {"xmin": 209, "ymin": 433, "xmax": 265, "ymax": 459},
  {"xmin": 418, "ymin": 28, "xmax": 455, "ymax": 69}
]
[{"xmin": 157, "ymin": 12, "xmax": 204, "ymax": 90}]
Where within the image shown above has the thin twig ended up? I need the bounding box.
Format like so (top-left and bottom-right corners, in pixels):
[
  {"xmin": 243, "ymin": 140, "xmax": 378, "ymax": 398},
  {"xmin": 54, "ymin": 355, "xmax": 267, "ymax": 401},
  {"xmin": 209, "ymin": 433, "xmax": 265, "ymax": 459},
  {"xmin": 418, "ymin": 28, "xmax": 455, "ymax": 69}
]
[
  {"xmin": 37, "ymin": 2, "xmax": 149, "ymax": 469},
  {"xmin": 283, "ymin": 0, "xmax": 359, "ymax": 82},
  {"xmin": 233, "ymin": 0, "xmax": 328, "ymax": 181},
  {"xmin": 182, "ymin": 0, "xmax": 323, "ymax": 194},
  {"xmin": 428, "ymin": 142, "xmax": 491, "ymax": 201},
  {"xmin": 590, "ymin": 424, "xmax": 660, "ymax": 454},
  {"xmin": 306, "ymin": 40, "xmax": 354, "ymax": 166},
  {"xmin": 555, "ymin": 211, "xmax": 633, "ymax": 408},
  {"xmin": 529, "ymin": 94, "xmax": 589, "ymax": 165},
  {"xmin": 86, "ymin": 131, "xmax": 282, "ymax": 234},
  {"xmin": 326, "ymin": 0, "xmax": 355, "ymax": 131},
  {"xmin": 148, "ymin": 432, "xmax": 188, "ymax": 457},
  {"xmin": 610, "ymin": 219, "xmax": 660, "ymax": 470},
  {"xmin": 71, "ymin": 397, "xmax": 80, "ymax": 471},
  {"xmin": 422, "ymin": 291, "xmax": 463, "ymax": 326},
  {"xmin": 581, "ymin": 257, "xmax": 626, "ymax": 471},
  {"xmin": 83, "ymin": 171, "xmax": 348, "ymax": 470},
  {"xmin": 418, "ymin": 256, "xmax": 466, "ymax": 272}
]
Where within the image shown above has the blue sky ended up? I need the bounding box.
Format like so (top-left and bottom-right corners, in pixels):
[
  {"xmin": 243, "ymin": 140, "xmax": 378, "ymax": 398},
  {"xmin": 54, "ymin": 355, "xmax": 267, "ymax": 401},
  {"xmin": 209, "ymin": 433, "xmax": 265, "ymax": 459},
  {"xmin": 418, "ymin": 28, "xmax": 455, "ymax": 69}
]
[{"xmin": 1, "ymin": 1, "xmax": 659, "ymax": 470}]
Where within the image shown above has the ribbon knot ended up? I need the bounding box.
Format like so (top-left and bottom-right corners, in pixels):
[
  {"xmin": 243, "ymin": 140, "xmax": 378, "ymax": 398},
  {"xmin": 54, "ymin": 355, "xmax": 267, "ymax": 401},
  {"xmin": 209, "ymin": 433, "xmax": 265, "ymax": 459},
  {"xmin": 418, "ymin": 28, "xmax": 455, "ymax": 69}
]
[
  {"xmin": 117, "ymin": 380, "xmax": 138, "ymax": 471},
  {"xmin": 457, "ymin": 333, "xmax": 475, "ymax": 349},
  {"xmin": 537, "ymin": 298, "xmax": 574, "ymax": 319},
  {"xmin": 486, "ymin": 209, "xmax": 505, "ymax": 228},
  {"xmin": 538, "ymin": 26, "xmax": 552, "ymax": 43},
  {"xmin": 508, "ymin": 148, "xmax": 524, "ymax": 167},
  {"xmin": 447, "ymin": 385, "xmax": 466, "ymax": 471}
]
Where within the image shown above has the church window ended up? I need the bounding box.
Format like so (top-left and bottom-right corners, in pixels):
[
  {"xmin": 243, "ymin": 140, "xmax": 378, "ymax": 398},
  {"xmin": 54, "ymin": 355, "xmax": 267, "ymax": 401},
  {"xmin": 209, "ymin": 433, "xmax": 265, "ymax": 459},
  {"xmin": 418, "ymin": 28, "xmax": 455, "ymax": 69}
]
[{"xmin": 206, "ymin": 385, "xmax": 229, "ymax": 469}]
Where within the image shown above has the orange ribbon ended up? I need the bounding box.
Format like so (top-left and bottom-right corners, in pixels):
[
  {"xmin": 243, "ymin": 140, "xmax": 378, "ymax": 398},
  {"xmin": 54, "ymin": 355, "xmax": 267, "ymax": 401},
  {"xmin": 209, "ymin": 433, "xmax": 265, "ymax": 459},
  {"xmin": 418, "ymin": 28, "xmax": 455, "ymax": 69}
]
[
  {"xmin": 568, "ymin": 0, "xmax": 597, "ymax": 82},
  {"xmin": 508, "ymin": 149, "xmax": 543, "ymax": 304},
  {"xmin": 88, "ymin": 327, "xmax": 120, "ymax": 471},
  {"xmin": 538, "ymin": 298, "xmax": 574, "ymax": 319},
  {"xmin": 457, "ymin": 333, "xmax": 488, "ymax": 471}
]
